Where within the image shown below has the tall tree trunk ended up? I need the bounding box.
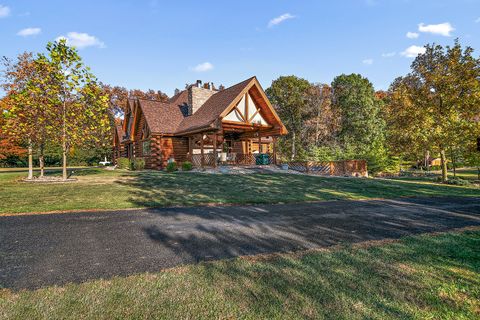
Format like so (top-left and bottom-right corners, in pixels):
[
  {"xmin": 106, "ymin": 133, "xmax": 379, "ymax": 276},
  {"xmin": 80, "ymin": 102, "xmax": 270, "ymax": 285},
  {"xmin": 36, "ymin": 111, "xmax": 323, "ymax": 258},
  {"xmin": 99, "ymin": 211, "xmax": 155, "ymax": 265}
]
[
  {"xmin": 62, "ymin": 135, "xmax": 67, "ymax": 180},
  {"xmin": 450, "ymin": 149, "xmax": 456, "ymax": 178},
  {"xmin": 62, "ymin": 97, "xmax": 67, "ymax": 180},
  {"xmin": 291, "ymin": 131, "xmax": 296, "ymax": 161},
  {"xmin": 39, "ymin": 143, "xmax": 45, "ymax": 178},
  {"xmin": 439, "ymin": 149, "xmax": 448, "ymax": 183},
  {"xmin": 27, "ymin": 139, "xmax": 33, "ymax": 180},
  {"xmin": 425, "ymin": 150, "xmax": 430, "ymax": 171}
]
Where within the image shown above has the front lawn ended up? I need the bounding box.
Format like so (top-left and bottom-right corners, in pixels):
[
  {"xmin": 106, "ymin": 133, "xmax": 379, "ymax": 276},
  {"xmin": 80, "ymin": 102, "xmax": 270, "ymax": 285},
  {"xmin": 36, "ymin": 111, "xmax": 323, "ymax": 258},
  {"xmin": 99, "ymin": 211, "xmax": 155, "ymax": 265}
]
[
  {"xmin": 0, "ymin": 167, "xmax": 479, "ymax": 214},
  {"xmin": 1, "ymin": 228, "xmax": 479, "ymax": 319}
]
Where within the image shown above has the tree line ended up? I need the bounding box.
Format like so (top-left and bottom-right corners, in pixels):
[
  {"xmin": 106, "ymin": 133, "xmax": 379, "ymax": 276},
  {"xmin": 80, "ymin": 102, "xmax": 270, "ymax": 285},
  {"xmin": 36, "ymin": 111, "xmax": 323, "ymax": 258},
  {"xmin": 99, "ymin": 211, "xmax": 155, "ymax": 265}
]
[
  {"xmin": 1, "ymin": 39, "xmax": 479, "ymax": 182},
  {"xmin": 266, "ymin": 40, "xmax": 480, "ymax": 182}
]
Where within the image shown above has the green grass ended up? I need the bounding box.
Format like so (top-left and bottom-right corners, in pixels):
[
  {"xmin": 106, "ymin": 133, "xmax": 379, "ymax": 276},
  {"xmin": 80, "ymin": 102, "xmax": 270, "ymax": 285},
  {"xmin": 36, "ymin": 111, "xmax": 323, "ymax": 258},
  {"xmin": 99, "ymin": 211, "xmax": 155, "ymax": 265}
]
[
  {"xmin": 0, "ymin": 167, "xmax": 479, "ymax": 214},
  {"xmin": 448, "ymin": 168, "xmax": 480, "ymax": 181},
  {"xmin": 1, "ymin": 228, "xmax": 479, "ymax": 319}
]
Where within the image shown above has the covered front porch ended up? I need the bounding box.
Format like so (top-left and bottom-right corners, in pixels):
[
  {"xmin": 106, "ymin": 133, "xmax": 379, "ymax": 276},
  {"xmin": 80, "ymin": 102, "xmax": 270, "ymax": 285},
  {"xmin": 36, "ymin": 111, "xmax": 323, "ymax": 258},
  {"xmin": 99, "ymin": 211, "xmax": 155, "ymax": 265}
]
[
  {"xmin": 186, "ymin": 127, "xmax": 280, "ymax": 168},
  {"xmin": 181, "ymin": 77, "xmax": 287, "ymax": 168}
]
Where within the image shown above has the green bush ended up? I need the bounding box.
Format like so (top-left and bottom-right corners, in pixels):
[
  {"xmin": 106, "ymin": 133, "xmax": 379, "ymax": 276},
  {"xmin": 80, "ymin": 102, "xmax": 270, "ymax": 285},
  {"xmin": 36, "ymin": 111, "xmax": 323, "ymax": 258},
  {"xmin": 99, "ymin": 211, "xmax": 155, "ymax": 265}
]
[
  {"xmin": 132, "ymin": 158, "xmax": 145, "ymax": 171},
  {"xmin": 117, "ymin": 157, "xmax": 130, "ymax": 169},
  {"xmin": 182, "ymin": 161, "xmax": 193, "ymax": 171},
  {"xmin": 446, "ymin": 178, "xmax": 471, "ymax": 186},
  {"xmin": 166, "ymin": 162, "xmax": 177, "ymax": 172}
]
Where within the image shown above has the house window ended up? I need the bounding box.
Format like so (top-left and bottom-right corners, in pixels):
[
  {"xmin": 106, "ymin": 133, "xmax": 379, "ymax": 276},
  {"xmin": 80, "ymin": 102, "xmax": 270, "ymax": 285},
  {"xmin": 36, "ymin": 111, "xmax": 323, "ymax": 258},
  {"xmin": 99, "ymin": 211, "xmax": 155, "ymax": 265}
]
[{"xmin": 142, "ymin": 141, "xmax": 151, "ymax": 156}]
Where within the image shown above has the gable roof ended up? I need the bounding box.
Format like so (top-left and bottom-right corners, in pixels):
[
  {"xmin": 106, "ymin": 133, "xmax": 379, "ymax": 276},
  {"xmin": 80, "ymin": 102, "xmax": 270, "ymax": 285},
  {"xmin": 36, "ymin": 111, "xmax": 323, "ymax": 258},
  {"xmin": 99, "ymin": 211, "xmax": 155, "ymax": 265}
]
[
  {"xmin": 175, "ymin": 77, "xmax": 255, "ymax": 134},
  {"xmin": 137, "ymin": 98, "xmax": 185, "ymax": 134},
  {"xmin": 126, "ymin": 76, "xmax": 286, "ymax": 137}
]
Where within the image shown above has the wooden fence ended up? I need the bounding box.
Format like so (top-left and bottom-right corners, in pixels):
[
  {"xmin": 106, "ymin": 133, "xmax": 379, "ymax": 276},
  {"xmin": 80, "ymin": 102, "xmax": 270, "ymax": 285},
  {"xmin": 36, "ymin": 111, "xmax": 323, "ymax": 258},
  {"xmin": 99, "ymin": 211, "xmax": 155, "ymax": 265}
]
[
  {"xmin": 188, "ymin": 153, "xmax": 366, "ymax": 177},
  {"xmin": 287, "ymin": 160, "xmax": 368, "ymax": 177}
]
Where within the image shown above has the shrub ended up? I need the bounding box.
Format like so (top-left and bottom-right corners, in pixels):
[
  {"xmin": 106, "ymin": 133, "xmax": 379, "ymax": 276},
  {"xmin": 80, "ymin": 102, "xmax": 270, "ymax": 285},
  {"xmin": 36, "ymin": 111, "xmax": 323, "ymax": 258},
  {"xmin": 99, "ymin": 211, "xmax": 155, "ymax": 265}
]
[
  {"xmin": 166, "ymin": 162, "xmax": 177, "ymax": 172},
  {"xmin": 182, "ymin": 161, "xmax": 193, "ymax": 171},
  {"xmin": 117, "ymin": 157, "xmax": 130, "ymax": 169},
  {"xmin": 132, "ymin": 158, "xmax": 145, "ymax": 171},
  {"xmin": 446, "ymin": 178, "xmax": 471, "ymax": 186}
]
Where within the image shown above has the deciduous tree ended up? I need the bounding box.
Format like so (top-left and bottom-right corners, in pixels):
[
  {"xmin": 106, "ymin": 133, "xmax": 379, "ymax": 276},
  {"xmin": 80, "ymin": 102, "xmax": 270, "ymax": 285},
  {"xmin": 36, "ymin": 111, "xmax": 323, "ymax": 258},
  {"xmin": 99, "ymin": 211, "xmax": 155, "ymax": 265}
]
[
  {"xmin": 331, "ymin": 74, "xmax": 386, "ymax": 168},
  {"xmin": 35, "ymin": 39, "xmax": 110, "ymax": 180},
  {"xmin": 0, "ymin": 97, "xmax": 26, "ymax": 160},
  {"xmin": 1, "ymin": 52, "xmax": 55, "ymax": 179},
  {"xmin": 266, "ymin": 76, "xmax": 311, "ymax": 160},
  {"xmin": 388, "ymin": 40, "xmax": 480, "ymax": 182}
]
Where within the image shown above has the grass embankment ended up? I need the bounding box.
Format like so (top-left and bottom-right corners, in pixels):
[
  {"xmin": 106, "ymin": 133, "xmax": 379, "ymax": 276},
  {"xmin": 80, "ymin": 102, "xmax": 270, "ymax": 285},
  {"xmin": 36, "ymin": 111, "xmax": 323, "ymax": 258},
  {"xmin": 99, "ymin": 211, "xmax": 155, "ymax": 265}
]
[
  {"xmin": 0, "ymin": 167, "xmax": 479, "ymax": 214},
  {"xmin": 1, "ymin": 228, "xmax": 479, "ymax": 319}
]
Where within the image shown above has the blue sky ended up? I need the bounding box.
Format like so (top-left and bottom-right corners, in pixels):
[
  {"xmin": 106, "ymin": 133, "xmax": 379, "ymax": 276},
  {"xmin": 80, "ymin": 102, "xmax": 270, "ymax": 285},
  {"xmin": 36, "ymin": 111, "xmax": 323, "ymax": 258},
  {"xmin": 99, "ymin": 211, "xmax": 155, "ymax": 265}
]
[{"xmin": 1, "ymin": 0, "xmax": 479, "ymax": 96}]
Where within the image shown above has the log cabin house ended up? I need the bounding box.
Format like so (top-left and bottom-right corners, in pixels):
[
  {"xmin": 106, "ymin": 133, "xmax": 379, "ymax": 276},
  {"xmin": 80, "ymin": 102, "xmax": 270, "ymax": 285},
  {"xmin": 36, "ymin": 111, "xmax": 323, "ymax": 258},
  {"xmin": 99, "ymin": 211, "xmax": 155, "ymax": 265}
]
[{"xmin": 112, "ymin": 77, "xmax": 288, "ymax": 169}]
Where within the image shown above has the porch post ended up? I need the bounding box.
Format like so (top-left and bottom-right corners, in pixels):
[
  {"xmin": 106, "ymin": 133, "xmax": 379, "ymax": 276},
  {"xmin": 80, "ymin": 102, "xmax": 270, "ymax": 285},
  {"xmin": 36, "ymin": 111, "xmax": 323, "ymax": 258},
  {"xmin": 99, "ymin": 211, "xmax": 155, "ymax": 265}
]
[
  {"xmin": 188, "ymin": 136, "xmax": 193, "ymax": 161},
  {"xmin": 258, "ymin": 135, "xmax": 262, "ymax": 153},
  {"xmin": 273, "ymin": 136, "xmax": 277, "ymax": 165},
  {"xmin": 200, "ymin": 135, "xmax": 205, "ymax": 168},
  {"xmin": 213, "ymin": 133, "xmax": 217, "ymax": 168}
]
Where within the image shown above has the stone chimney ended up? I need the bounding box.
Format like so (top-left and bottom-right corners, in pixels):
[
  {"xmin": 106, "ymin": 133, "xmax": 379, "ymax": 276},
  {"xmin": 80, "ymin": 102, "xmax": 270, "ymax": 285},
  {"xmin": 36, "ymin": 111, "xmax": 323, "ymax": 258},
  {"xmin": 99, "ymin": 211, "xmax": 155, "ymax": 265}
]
[{"xmin": 187, "ymin": 81, "xmax": 217, "ymax": 115}]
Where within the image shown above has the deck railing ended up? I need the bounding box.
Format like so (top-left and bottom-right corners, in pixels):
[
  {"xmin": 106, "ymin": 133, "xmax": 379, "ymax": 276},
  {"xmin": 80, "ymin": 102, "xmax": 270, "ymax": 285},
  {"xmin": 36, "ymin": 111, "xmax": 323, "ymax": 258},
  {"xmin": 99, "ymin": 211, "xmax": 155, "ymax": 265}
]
[
  {"xmin": 287, "ymin": 160, "xmax": 368, "ymax": 177},
  {"xmin": 188, "ymin": 154, "xmax": 367, "ymax": 176}
]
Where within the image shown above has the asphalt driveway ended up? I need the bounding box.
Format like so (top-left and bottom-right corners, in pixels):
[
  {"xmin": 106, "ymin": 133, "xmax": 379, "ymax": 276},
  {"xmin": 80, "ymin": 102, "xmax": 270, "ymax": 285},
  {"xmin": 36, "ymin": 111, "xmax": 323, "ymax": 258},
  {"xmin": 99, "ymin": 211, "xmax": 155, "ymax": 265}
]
[{"xmin": 1, "ymin": 197, "xmax": 479, "ymax": 290}]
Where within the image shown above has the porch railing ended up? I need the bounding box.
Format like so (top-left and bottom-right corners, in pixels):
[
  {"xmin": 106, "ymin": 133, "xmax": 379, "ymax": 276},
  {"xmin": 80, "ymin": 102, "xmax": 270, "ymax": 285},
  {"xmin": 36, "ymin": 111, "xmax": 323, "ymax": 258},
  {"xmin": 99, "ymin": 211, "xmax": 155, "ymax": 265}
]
[
  {"xmin": 191, "ymin": 154, "xmax": 216, "ymax": 167},
  {"xmin": 190, "ymin": 153, "xmax": 277, "ymax": 167}
]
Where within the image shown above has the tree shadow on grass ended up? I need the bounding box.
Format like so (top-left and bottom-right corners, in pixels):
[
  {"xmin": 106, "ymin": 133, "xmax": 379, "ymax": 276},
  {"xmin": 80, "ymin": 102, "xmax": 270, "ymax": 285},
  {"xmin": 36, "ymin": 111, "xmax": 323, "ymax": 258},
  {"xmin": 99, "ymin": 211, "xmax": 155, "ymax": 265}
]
[
  {"xmin": 209, "ymin": 230, "xmax": 480, "ymax": 318},
  {"xmin": 150, "ymin": 224, "xmax": 480, "ymax": 318},
  {"xmin": 110, "ymin": 171, "xmax": 480, "ymax": 317},
  {"xmin": 116, "ymin": 171, "xmax": 480, "ymax": 210}
]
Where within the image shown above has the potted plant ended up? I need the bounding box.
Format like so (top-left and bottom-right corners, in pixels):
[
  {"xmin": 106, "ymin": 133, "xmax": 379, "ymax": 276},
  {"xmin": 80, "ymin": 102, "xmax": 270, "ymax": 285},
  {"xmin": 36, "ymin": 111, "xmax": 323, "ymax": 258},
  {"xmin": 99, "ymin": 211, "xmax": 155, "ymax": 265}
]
[{"xmin": 220, "ymin": 142, "xmax": 228, "ymax": 162}]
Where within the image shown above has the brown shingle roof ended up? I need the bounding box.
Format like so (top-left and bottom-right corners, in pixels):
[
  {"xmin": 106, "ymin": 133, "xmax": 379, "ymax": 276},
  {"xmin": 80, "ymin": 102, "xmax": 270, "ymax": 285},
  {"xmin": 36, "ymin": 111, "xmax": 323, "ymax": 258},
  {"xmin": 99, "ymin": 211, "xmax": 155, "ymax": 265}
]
[
  {"xmin": 175, "ymin": 77, "xmax": 254, "ymax": 134},
  {"xmin": 130, "ymin": 77, "xmax": 256, "ymax": 136},
  {"xmin": 169, "ymin": 89, "xmax": 188, "ymax": 105},
  {"xmin": 137, "ymin": 99, "xmax": 185, "ymax": 134}
]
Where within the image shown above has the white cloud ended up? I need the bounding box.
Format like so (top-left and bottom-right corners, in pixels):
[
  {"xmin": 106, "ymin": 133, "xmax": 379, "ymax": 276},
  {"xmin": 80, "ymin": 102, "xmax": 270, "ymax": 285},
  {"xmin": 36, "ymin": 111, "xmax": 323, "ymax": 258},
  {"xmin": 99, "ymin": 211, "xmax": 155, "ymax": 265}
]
[
  {"xmin": 0, "ymin": 5, "xmax": 10, "ymax": 18},
  {"xmin": 56, "ymin": 32, "xmax": 105, "ymax": 49},
  {"xmin": 418, "ymin": 22, "xmax": 454, "ymax": 36},
  {"xmin": 17, "ymin": 27, "xmax": 41, "ymax": 37},
  {"xmin": 268, "ymin": 13, "xmax": 295, "ymax": 28},
  {"xmin": 191, "ymin": 62, "xmax": 214, "ymax": 72},
  {"xmin": 406, "ymin": 31, "xmax": 419, "ymax": 39},
  {"xmin": 381, "ymin": 52, "xmax": 396, "ymax": 58},
  {"xmin": 475, "ymin": 17, "xmax": 480, "ymax": 23},
  {"xmin": 362, "ymin": 58, "xmax": 373, "ymax": 65},
  {"xmin": 401, "ymin": 45, "xmax": 426, "ymax": 58}
]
